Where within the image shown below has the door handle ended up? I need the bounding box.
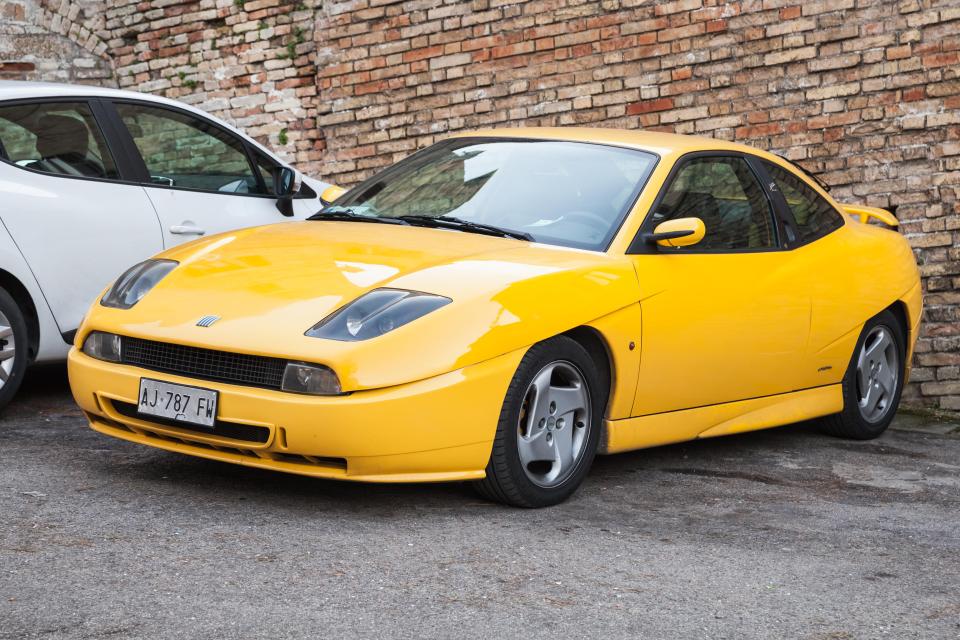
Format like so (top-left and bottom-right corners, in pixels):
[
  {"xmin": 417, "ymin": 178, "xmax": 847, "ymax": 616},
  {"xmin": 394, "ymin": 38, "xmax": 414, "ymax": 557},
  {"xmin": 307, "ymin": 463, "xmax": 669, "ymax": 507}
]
[{"xmin": 170, "ymin": 224, "xmax": 205, "ymax": 236}]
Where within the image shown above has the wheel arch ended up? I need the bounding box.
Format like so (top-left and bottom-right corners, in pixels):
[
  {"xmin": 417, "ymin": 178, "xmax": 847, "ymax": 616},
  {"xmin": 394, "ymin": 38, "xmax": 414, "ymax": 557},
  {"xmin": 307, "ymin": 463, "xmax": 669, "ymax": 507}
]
[
  {"xmin": 885, "ymin": 297, "xmax": 916, "ymax": 382},
  {"xmin": 562, "ymin": 325, "xmax": 613, "ymax": 413},
  {"xmin": 885, "ymin": 299, "xmax": 909, "ymax": 342},
  {"xmin": 0, "ymin": 268, "xmax": 40, "ymax": 362}
]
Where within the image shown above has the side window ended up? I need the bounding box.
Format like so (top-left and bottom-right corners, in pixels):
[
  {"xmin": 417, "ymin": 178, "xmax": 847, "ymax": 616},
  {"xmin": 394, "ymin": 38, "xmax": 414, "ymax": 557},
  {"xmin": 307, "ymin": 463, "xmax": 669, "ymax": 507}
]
[
  {"xmin": 114, "ymin": 102, "xmax": 266, "ymax": 195},
  {"xmin": 0, "ymin": 102, "xmax": 119, "ymax": 179},
  {"xmin": 764, "ymin": 161, "xmax": 843, "ymax": 244},
  {"xmin": 651, "ymin": 156, "xmax": 777, "ymax": 251}
]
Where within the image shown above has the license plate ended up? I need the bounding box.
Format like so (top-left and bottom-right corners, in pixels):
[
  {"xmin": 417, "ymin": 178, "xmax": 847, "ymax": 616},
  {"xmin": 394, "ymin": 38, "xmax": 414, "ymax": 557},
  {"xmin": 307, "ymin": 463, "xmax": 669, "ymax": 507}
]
[{"xmin": 137, "ymin": 378, "xmax": 218, "ymax": 428}]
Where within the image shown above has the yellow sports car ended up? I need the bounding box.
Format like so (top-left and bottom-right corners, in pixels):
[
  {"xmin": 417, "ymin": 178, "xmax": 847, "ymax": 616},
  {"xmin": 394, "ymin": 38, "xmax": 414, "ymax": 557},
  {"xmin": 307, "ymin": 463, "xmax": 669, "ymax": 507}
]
[{"xmin": 69, "ymin": 128, "xmax": 922, "ymax": 507}]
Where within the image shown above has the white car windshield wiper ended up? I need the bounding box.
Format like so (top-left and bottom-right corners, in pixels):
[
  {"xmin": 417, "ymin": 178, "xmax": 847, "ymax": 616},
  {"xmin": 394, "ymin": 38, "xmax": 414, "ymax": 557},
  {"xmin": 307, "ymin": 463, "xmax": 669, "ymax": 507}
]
[
  {"xmin": 308, "ymin": 208, "xmax": 409, "ymax": 226},
  {"xmin": 398, "ymin": 215, "xmax": 533, "ymax": 241}
]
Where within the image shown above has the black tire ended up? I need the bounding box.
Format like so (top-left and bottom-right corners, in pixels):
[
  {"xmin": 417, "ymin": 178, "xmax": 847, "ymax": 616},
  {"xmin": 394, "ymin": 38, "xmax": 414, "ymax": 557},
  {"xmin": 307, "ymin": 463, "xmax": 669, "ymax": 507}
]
[
  {"xmin": 0, "ymin": 287, "xmax": 29, "ymax": 413},
  {"xmin": 819, "ymin": 309, "xmax": 906, "ymax": 440},
  {"xmin": 473, "ymin": 336, "xmax": 606, "ymax": 508}
]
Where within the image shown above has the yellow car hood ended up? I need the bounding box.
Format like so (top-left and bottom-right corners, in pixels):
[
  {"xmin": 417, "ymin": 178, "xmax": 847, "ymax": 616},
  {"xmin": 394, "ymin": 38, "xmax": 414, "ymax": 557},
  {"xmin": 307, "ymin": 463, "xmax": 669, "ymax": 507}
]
[{"xmin": 83, "ymin": 221, "xmax": 641, "ymax": 390}]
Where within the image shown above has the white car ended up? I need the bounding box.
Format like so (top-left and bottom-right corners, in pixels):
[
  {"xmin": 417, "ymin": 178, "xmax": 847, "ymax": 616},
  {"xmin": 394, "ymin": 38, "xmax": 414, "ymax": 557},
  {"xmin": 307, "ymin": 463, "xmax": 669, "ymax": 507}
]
[{"xmin": 0, "ymin": 80, "xmax": 339, "ymax": 409}]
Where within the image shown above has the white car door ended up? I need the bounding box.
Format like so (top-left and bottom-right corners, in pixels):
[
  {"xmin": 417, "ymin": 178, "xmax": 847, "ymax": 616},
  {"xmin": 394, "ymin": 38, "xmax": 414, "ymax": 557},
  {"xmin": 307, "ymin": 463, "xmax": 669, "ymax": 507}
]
[
  {"xmin": 109, "ymin": 100, "xmax": 318, "ymax": 247},
  {"xmin": 0, "ymin": 99, "xmax": 162, "ymax": 335}
]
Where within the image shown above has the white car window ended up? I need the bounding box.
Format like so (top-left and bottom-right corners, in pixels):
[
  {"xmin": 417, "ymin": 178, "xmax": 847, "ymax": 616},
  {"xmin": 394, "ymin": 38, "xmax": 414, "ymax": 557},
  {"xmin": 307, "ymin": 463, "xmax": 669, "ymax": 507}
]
[
  {"xmin": 252, "ymin": 150, "xmax": 280, "ymax": 196},
  {"xmin": 0, "ymin": 102, "xmax": 119, "ymax": 180},
  {"xmin": 115, "ymin": 102, "xmax": 266, "ymax": 195}
]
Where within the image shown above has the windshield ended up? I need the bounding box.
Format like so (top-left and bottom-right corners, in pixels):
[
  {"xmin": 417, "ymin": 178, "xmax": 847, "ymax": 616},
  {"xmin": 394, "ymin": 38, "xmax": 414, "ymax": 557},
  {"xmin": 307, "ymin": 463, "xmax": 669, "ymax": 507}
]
[{"xmin": 319, "ymin": 138, "xmax": 658, "ymax": 251}]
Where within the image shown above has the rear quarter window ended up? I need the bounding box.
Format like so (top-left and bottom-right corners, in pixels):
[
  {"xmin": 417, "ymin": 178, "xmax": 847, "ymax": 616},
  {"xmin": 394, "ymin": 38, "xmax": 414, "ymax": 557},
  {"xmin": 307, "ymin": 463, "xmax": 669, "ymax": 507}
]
[{"xmin": 764, "ymin": 161, "xmax": 843, "ymax": 244}]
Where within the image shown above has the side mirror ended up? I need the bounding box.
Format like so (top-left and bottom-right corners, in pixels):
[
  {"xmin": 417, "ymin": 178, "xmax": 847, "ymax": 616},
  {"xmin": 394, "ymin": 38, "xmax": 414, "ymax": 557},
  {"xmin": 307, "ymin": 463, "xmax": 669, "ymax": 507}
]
[
  {"xmin": 274, "ymin": 167, "xmax": 302, "ymax": 216},
  {"xmin": 644, "ymin": 217, "xmax": 706, "ymax": 248}
]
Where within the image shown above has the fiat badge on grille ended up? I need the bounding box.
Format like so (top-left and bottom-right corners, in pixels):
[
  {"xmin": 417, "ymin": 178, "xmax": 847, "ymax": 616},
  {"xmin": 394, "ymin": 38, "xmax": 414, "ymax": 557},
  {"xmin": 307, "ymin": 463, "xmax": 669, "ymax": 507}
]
[{"xmin": 196, "ymin": 315, "xmax": 220, "ymax": 327}]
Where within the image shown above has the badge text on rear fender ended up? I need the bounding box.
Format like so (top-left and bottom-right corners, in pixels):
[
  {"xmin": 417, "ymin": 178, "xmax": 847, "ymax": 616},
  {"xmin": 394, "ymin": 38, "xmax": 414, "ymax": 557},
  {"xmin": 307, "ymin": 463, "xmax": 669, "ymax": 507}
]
[{"xmin": 137, "ymin": 378, "xmax": 218, "ymax": 427}]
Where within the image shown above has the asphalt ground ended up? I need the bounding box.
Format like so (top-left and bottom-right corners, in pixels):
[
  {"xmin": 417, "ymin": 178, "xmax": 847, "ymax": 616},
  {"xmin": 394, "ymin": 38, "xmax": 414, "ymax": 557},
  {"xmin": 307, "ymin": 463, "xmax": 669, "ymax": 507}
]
[{"xmin": 2, "ymin": 364, "xmax": 959, "ymax": 639}]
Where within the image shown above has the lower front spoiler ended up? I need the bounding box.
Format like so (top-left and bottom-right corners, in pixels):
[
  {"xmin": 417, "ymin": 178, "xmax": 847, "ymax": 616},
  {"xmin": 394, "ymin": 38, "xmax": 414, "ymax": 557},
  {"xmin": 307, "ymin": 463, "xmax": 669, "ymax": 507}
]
[
  {"xmin": 86, "ymin": 414, "xmax": 492, "ymax": 483},
  {"xmin": 70, "ymin": 346, "xmax": 526, "ymax": 483}
]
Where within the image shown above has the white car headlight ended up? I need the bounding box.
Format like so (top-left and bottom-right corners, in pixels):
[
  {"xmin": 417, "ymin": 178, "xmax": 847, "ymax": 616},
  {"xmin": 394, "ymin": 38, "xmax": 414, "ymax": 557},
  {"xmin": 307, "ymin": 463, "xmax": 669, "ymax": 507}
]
[
  {"xmin": 101, "ymin": 259, "xmax": 178, "ymax": 309},
  {"xmin": 306, "ymin": 288, "xmax": 450, "ymax": 341}
]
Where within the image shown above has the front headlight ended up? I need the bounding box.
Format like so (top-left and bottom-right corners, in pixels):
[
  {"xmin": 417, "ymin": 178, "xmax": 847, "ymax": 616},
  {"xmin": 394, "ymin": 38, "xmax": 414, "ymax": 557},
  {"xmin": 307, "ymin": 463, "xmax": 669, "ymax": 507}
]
[
  {"xmin": 82, "ymin": 331, "xmax": 122, "ymax": 362},
  {"xmin": 101, "ymin": 259, "xmax": 178, "ymax": 309},
  {"xmin": 306, "ymin": 288, "xmax": 451, "ymax": 341},
  {"xmin": 281, "ymin": 362, "xmax": 342, "ymax": 395}
]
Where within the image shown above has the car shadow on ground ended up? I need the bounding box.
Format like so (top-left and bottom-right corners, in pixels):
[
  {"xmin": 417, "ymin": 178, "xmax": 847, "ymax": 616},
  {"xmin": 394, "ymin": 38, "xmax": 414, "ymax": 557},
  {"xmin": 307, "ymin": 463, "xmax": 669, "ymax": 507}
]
[
  {"xmin": 6, "ymin": 361, "xmax": 922, "ymax": 516},
  {"xmin": 86, "ymin": 417, "xmax": 829, "ymax": 515}
]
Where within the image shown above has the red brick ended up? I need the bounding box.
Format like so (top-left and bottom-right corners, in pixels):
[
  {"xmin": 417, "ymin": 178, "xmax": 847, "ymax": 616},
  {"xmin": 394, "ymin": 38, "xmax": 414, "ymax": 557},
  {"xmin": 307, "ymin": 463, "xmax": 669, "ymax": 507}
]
[
  {"xmin": 923, "ymin": 52, "xmax": 960, "ymax": 68},
  {"xmin": 706, "ymin": 19, "xmax": 727, "ymax": 33},
  {"xmin": 0, "ymin": 61, "xmax": 35, "ymax": 72},
  {"xmin": 735, "ymin": 123, "xmax": 784, "ymax": 138},
  {"xmin": 625, "ymin": 98, "xmax": 675, "ymax": 115},
  {"xmin": 402, "ymin": 45, "xmax": 444, "ymax": 63},
  {"xmin": 903, "ymin": 87, "xmax": 926, "ymax": 101},
  {"xmin": 780, "ymin": 6, "xmax": 801, "ymax": 20}
]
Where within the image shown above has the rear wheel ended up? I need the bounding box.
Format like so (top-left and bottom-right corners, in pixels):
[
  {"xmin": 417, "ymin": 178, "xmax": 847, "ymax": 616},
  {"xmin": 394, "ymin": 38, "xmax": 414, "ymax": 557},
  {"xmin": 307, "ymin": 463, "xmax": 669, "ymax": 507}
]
[
  {"xmin": 474, "ymin": 336, "xmax": 605, "ymax": 508},
  {"xmin": 819, "ymin": 309, "xmax": 905, "ymax": 440}
]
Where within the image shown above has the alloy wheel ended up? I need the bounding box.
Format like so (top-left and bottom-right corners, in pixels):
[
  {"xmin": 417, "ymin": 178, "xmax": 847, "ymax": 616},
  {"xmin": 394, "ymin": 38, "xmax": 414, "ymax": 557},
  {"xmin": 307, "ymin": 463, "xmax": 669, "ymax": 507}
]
[
  {"xmin": 856, "ymin": 325, "xmax": 899, "ymax": 423},
  {"xmin": 0, "ymin": 310, "xmax": 14, "ymax": 389},
  {"xmin": 516, "ymin": 360, "xmax": 591, "ymax": 488}
]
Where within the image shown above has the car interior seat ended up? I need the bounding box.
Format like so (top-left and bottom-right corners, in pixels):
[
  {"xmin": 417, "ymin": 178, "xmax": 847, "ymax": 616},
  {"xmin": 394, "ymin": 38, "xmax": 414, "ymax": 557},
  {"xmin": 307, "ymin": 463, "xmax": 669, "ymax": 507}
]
[{"xmin": 32, "ymin": 115, "xmax": 106, "ymax": 178}]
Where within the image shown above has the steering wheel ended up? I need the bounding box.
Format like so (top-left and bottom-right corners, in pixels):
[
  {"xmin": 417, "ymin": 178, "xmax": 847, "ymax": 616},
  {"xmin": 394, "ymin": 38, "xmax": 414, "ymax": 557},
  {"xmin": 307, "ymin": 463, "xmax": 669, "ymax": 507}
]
[{"xmin": 561, "ymin": 210, "xmax": 609, "ymax": 229}]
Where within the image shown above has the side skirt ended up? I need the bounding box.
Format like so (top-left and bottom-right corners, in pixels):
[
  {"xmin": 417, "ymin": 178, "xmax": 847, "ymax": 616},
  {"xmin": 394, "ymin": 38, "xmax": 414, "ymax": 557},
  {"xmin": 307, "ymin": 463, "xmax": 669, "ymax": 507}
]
[{"xmin": 600, "ymin": 384, "xmax": 843, "ymax": 454}]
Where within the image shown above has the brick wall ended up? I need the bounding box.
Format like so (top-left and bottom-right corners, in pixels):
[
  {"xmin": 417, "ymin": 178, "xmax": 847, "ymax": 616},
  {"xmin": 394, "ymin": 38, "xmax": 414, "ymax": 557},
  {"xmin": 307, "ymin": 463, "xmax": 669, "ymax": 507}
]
[
  {"xmin": 0, "ymin": 0, "xmax": 113, "ymax": 82},
  {"xmin": 313, "ymin": 0, "xmax": 960, "ymax": 412},
  {"xmin": 1, "ymin": 0, "xmax": 325, "ymax": 167},
  {"xmin": 100, "ymin": 0, "xmax": 325, "ymax": 168},
  {"xmin": 1, "ymin": 0, "xmax": 959, "ymax": 411}
]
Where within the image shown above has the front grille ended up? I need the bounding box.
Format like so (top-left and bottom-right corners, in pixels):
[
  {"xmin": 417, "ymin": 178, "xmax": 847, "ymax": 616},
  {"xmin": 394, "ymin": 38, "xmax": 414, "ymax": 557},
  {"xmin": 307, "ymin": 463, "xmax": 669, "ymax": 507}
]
[
  {"xmin": 112, "ymin": 400, "xmax": 270, "ymax": 444},
  {"xmin": 121, "ymin": 336, "xmax": 287, "ymax": 390}
]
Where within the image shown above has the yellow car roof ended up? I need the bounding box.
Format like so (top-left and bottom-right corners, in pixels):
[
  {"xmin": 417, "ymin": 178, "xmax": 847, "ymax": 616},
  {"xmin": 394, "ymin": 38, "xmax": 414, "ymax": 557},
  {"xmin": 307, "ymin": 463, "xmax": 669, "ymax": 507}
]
[{"xmin": 452, "ymin": 127, "xmax": 766, "ymax": 159}]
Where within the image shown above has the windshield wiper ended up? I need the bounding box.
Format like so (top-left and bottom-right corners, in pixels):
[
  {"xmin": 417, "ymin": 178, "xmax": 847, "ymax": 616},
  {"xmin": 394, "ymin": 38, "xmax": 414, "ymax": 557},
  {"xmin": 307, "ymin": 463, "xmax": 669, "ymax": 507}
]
[
  {"xmin": 398, "ymin": 215, "xmax": 533, "ymax": 241},
  {"xmin": 308, "ymin": 208, "xmax": 409, "ymax": 225}
]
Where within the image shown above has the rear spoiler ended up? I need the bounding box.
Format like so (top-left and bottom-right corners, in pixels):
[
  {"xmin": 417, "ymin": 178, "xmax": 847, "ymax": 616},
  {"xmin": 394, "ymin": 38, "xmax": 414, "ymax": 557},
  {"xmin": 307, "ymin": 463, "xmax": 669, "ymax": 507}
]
[{"xmin": 841, "ymin": 204, "xmax": 898, "ymax": 228}]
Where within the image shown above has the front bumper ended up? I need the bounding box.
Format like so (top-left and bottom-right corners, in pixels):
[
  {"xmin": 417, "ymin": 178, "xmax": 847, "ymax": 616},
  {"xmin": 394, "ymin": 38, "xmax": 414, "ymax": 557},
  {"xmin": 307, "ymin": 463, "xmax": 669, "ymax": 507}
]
[{"xmin": 68, "ymin": 346, "xmax": 525, "ymax": 483}]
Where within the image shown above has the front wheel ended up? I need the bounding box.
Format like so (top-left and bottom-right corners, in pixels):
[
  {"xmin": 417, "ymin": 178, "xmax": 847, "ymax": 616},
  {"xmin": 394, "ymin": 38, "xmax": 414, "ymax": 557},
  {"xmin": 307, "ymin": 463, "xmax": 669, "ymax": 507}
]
[
  {"xmin": 0, "ymin": 287, "xmax": 29, "ymax": 413},
  {"xmin": 474, "ymin": 336, "xmax": 606, "ymax": 508},
  {"xmin": 819, "ymin": 309, "xmax": 906, "ymax": 440}
]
